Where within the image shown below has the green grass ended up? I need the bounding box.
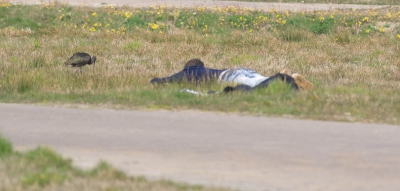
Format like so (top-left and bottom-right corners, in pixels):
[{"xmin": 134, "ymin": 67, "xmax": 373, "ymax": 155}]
[
  {"xmin": 0, "ymin": 135, "xmax": 229, "ymax": 191},
  {"xmin": 0, "ymin": 2, "xmax": 399, "ymax": 124}
]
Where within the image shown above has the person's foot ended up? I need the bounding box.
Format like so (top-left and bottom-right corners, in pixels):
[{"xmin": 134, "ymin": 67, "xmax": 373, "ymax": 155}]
[
  {"xmin": 280, "ymin": 69, "xmax": 292, "ymax": 76},
  {"xmin": 280, "ymin": 69, "xmax": 314, "ymax": 90},
  {"xmin": 291, "ymin": 73, "xmax": 314, "ymax": 90}
]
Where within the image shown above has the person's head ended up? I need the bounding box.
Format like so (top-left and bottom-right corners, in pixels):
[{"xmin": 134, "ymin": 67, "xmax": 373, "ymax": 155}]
[{"xmin": 184, "ymin": 58, "xmax": 204, "ymax": 68}]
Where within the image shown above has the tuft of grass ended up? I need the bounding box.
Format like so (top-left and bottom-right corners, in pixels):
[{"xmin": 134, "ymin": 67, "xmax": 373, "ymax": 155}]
[
  {"xmin": 20, "ymin": 147, "xmax": 77, "ymax": 187},
  {"xmin": 125, "ymin": 15, "xmax": 147, "ymax": 29},
  {"xmin": 278, "ymin": 26, "xmax": 310, "ymax": 41},
  {"xmin": 0, "ymin": 135, "xmax": 13, "ymax": 157},
  {"xmin": 89, "ymin": 161, "xmax": 128, "ymax": 180}
]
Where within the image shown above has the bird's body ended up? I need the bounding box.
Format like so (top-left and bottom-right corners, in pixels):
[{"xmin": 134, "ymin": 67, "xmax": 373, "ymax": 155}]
[{"xmin": 65, "ymin": 52, "xmax": 96, "ymax": 73}]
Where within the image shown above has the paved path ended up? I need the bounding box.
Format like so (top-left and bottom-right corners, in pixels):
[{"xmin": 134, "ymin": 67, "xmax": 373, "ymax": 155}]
[
  {"xmin": 14, "ymin": 0, "xmax": 390, "ymax": 11},
  {"xmin": 0, "ymin": 103, "xmax": 399, "ymax": 191}
]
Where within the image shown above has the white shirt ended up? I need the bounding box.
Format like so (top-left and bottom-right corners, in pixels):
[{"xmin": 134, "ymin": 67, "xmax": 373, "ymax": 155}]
[{"xmin": 218, "ymin": 68, "xmax": 269, "ymax": 88}]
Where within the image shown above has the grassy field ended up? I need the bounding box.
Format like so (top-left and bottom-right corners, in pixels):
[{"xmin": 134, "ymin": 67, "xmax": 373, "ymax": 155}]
[
  {"xmin": 0, "ymin": 1, "xmax": 399, "ymax": 125},
  {"xmin": 231, "ymin": 0, "xmax": 400, "ymax": 5},
  {"xmin": 0, "ymin": 136, "xmax": 229, "ymax": 191}
]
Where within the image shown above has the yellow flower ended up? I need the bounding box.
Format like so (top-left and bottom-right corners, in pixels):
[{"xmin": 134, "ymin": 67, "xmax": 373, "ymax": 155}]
[
  {"xmin": 92, "ymin": 12, "xmax": 97, "ymax": 17},
  {"xmin": 362, "ymin": 16, "xmax": 369, "ymax": 22},
  {"xmin": 124, "ymin": 11, "xmax": 133, "ymax": 18},
  {"xmin": 397, "ymin": 34, "xmax": 400, "ymax": 39},
  {"xmin": 148, "ymin": 23, "xmax": 159, "ymax": 30},
  {"xmin": 89, "ymin": 27, "xmax": 96, "ymax": 32}
]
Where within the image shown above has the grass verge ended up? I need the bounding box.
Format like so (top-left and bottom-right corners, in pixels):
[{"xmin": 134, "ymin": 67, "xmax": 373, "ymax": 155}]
[{"xmin": 0, "ymin": 135, "xmax": 229, "ymax": 191}]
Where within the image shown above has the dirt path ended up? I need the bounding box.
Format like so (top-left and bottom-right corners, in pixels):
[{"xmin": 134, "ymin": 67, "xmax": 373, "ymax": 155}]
[
  {"xmin": 1, "ymin": 103, "xmax": 399, "ymax": 191},
  {"xmin": 14, "ymin": 0, "xmax": 390, "ymax": 11}
]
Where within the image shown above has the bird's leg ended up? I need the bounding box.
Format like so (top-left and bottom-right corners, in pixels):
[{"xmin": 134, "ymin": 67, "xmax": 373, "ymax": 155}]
[{"xmin": 75, "ymin": 67, "xmax": 83, "ymax": 75}]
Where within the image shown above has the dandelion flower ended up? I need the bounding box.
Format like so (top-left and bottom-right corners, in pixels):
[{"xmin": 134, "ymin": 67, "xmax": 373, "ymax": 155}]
[
  {"xmin": 148, "ymin": 23, "xmax": 159, "ymax": 30},
  {"xmin": 124, "ymin": 12, "xmax": 133, "ymax": 18},
  {"xmin": 92, "ymin": 12, "xmax": 97, "ymax": 17}
]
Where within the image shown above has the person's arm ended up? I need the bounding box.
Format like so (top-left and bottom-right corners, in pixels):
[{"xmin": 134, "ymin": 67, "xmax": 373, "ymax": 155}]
[
  {"xmin": 151, "ymin": 66, "xmax": 218, "ymax": 84},
  {"xmin": 150, "ymin": 70, "xmax": 187, "ymax": 84}
]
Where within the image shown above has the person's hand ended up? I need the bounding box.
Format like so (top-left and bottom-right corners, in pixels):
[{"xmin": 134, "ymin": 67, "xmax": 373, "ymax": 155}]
[{"xmin": 150, "ymin": 78, "xmax": 161, "ymax": 84}]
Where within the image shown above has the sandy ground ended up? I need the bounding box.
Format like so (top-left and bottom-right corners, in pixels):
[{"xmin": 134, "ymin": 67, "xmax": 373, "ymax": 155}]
[
  {"xmin": 12, "ymin": 0, "xmax": 391, "ymax": 11},
  {"xmin": 1, "ymin": 103, "xmax": 400, "ymax": 191}
]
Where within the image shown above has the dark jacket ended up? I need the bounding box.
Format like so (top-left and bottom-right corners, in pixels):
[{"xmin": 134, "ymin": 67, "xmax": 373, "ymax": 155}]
[{"xmin": 150, "ymin": 65, "xmax": 227, "ymax": 84}]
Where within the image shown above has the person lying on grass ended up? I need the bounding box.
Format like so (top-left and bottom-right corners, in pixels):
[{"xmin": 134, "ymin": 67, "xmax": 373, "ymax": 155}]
[{"xmin": 150, "ymin": 58, "xmax": 313, "ymax": 93}]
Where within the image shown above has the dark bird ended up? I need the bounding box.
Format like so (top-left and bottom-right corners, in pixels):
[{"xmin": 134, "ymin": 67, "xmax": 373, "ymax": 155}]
[{"xmin": 64, "ymin": 52, "xmax": 96, "ymax": 74}]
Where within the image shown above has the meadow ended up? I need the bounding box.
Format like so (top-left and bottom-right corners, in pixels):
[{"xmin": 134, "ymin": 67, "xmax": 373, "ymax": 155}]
[{"xmin": 0, "ymin": 1, "xmax": 399, "ymax": 125}]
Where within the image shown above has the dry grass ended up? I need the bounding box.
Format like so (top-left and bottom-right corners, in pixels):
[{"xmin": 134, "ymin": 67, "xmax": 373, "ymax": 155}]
[{"xmin": 0, "ymin": 3, "xmax": 399, "ymax": 124}]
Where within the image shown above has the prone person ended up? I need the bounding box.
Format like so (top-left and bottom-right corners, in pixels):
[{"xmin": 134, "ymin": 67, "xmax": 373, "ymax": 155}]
[{"xmin": 150, "ymin": 58, "xmax": 313, "ymax": 93}]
